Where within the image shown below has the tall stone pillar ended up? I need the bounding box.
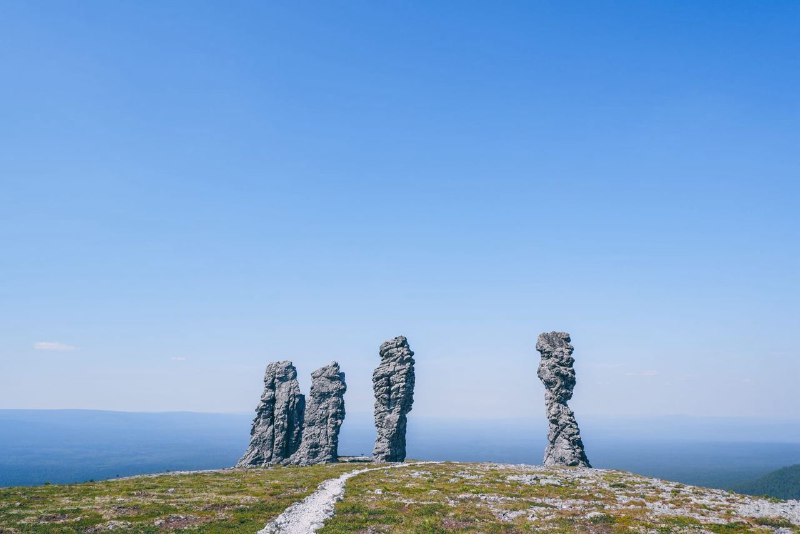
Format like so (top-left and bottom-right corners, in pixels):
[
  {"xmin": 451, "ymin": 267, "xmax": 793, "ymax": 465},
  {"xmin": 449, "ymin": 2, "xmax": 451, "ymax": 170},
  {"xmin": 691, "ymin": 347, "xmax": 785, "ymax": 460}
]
[
  {"xmin": 372, "ymin": 336, "xmax": 415, "ymax": 462},
  {"xmin": 289, "ymin": 362, "xmax": 347, "ymax": 465},
  {"xmin": 536, "ymin": 332, "xmax": 591, "ymax": 467},
  {"xmin": 237, "ymin": 360, "xmax": 305, "ymax": 466}
]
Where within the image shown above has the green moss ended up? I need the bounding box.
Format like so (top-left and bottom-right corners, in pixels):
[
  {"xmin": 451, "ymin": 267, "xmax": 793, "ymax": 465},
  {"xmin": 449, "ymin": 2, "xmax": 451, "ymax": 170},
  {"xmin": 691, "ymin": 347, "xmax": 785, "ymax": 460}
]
[
  {"xmin": 753, "ymin": 515, "xmax": 794, "ymax": 528},
  {"xmin": 707, "ymin": 522, "xmax": 760, "ymax": 533}
]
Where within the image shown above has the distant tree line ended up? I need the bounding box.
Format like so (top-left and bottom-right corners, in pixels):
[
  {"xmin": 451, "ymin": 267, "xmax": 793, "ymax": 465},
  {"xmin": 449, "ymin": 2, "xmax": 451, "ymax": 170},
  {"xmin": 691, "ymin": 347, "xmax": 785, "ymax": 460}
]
[{"xmin": 736, "ymin": 464, "xmax": 800, "ymax": 500}]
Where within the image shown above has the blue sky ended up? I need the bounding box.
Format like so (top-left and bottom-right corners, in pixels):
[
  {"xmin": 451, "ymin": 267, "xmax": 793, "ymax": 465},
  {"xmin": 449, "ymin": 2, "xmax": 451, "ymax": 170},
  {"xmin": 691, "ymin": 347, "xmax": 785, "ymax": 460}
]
[{"xmin": 1, "ymin": 1, "xmax": 798, "ymax": 419}]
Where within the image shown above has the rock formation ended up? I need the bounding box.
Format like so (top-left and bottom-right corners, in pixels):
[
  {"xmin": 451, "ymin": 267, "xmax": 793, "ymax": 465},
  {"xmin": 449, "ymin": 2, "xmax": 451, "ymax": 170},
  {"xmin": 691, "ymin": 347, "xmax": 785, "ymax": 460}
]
[
  {"xmin": 237, "ymin": 361, "xmax": 305, "ymax": 467},
  {"xmin": 288, "ymin": 362, "xmax": 347, "ymax": 465},
  {"xmin": 536, "ymin": 331, "xmax": 591, "ymax": 467},
  {"xmin": 372, "ymin": 335, "xmax": 415, "ymax": 462}
]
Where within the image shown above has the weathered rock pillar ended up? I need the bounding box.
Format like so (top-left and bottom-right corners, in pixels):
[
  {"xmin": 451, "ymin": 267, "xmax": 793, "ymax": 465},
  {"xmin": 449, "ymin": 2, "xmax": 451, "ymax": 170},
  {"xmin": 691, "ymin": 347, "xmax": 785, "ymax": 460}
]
[
  {"xmin": 372, "ymin": 335, "xmax": 415, "ymax": 462},
  {"xmin": 237, "ymin": 360, "xmax": 305, "ymax": 466},
  {"xmin": 289, "ymin": 362, "xmax": 347, "ymax": 465},
  {"xmin": 536, "ymin": 332, "xmax": 591, "ymax": 467}
]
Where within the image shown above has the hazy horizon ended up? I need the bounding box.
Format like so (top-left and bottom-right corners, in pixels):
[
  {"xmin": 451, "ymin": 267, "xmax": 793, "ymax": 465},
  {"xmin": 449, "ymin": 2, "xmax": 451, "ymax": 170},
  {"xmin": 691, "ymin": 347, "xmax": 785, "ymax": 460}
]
[
  {"xmin": 3, "ymin": 409, "xmax": 800, "ymax": 489},
  {"xmin": 5, "ymin": 407, "xmax": 800, "ymax": 428}
]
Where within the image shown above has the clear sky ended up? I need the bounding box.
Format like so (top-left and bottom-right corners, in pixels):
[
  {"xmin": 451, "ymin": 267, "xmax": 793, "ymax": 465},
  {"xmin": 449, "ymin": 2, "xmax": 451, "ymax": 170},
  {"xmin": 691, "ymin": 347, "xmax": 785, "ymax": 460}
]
[{"xmin": 1, "ymin": 1, "xmax": 798, "ymax": 420}]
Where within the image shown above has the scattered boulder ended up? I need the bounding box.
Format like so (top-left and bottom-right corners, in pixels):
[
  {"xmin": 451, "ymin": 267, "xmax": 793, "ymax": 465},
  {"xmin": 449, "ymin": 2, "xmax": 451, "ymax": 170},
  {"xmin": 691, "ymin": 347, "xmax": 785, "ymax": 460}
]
[
  {"xmin": 237, "ymin": 361, "xmax": 305, "ymax": 466},
  {"xmin": 536, "ymin": 331, "xmax": 591, "ymax": 467},
  {"xmin": 372, "ymin": 335, "xmax": 416, "ymax": 462},
  {"xmin": 288, "ymin": 362, "xmax": 347, "ymax": 465}
]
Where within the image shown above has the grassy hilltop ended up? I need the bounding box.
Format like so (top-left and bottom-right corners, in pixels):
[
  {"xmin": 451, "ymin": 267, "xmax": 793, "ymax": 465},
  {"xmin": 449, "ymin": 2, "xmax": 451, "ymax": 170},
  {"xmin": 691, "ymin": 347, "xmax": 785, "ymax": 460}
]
[
  {"xmin": 1, "ymin": 462, "xmax": 798, "ymax": 533},
  {"xmin": 0, "ymin": 464, "xmax": 359, "ymax": 533}
]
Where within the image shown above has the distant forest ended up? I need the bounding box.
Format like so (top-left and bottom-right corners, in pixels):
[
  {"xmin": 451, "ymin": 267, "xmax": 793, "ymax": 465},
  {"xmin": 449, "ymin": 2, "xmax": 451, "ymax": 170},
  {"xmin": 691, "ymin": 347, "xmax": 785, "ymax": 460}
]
[{"xmin": 737, "ymin": 464, "xmax": 800, "ymax": 500}]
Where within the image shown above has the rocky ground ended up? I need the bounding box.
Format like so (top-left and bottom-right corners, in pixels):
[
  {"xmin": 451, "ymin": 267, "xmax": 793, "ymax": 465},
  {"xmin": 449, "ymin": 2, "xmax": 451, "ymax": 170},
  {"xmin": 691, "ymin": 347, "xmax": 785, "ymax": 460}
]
[
  {"xmin": 325, "ymin": 462, "xmax": 800, "ymax": 532},
  {"xmin": 1, "ymin": 462, "xmax": 799, "ymax": 533}
]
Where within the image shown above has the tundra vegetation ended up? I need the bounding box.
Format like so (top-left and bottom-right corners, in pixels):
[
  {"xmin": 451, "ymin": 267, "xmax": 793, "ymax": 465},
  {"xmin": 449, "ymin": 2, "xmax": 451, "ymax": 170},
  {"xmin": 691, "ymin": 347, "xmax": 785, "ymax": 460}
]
[
  {"xmin": 0, "ymin": 464, "xmax": 361, "ymax": 533},
  {"xmin": 2, "ymin": 463, "xmax": 799, "ymax": 533}
]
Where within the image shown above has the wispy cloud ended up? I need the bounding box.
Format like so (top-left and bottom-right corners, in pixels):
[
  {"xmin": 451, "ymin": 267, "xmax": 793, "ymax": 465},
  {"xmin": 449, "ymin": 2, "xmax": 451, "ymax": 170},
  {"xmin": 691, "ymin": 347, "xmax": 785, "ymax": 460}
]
[
  {"xmin": 34, "ymin": 341, "xmax": 77, "ymax": 352},
  {"xmin": 625, "ymin": 370, "xmax": 658, "ymax": 377}
]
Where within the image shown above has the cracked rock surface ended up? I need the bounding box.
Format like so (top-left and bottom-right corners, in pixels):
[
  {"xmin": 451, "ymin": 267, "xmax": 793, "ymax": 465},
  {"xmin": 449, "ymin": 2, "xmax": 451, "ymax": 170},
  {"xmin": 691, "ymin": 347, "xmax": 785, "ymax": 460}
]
[
  {"xmin": 289, "ymin": 362, "xmax": 347, "ymax": 466},
  {"xmin": 238, "ymin": 361, "xmax": 305, "ymax": 466},
  {"xmin": 372, "ymin": 335, "xmax": 415, "ymax": 462},
  {"xmin": 536, "ymin": 331, "xmax": 591, "ymax": 467}
]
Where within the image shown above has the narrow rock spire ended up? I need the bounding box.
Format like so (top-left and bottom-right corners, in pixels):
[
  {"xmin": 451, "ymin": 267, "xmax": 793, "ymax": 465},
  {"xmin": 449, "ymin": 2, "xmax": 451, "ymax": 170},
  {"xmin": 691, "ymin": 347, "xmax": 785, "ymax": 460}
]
[
  {"xmin": 237, "ymin": 360, "xmax": 305, "ymax": 467},
  {"xmin": 288, "ymin": 362, "xmax": 347, "ymax": 465},
  {"xmin": 536, "ymin": 332, "xmax": 591, "ymax": 467},
  {"xmin": 372, "ymin": 335, "xmax": 415, "ymax": 462}
]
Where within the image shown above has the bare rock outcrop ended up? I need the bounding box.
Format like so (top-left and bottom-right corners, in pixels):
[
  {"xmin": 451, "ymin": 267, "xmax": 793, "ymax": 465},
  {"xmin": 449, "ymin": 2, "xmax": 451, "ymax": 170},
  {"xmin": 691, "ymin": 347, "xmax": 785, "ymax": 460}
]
[
  {"xmin": 237, "ymin": 361, "xmax": 305, "ymax": 467},
  {"xmin": 288, "ymin": 362, "xmax": 347, "ymax": 465},
  {"xmin": 372, "ymin": 335, "xmax": 415, "ymax": 462},
  {"xmin": 536, "ymin": 331, "xmax": 591, "ymax": 467}
]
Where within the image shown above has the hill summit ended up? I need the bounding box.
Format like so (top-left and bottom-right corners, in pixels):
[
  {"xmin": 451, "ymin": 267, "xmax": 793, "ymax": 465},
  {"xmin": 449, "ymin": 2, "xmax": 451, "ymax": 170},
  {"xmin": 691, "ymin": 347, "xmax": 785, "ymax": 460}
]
[{"xmin": 2, "ymin": 462, "xmax": 799, "ymax": 532}]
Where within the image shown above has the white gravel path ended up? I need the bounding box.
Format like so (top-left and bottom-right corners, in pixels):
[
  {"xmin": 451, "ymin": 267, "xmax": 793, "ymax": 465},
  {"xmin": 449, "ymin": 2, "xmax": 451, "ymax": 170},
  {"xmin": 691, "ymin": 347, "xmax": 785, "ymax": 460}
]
[{"xmin": 259, "ymin": 462, "xmax": 437, "ymax": 534}]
